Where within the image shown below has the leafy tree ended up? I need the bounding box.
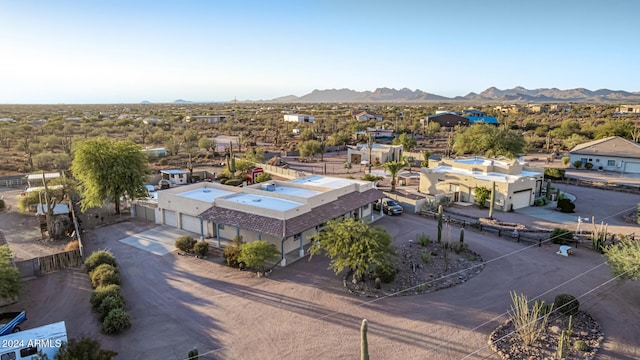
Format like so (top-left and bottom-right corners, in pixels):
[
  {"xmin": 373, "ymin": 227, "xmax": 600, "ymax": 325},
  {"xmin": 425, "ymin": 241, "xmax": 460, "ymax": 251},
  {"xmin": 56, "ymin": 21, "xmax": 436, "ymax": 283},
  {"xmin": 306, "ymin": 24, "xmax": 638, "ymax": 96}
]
[
  {"xmin": 299, "ymin": 140, "xmax": 323, "ymax": 159},
  {"xmin": 473, "ymin": 186, "xmax": 491, "ymax": 208},
  {"xmin": 54, "ymin": 337, "xmax": 117, "ymax": 360},
  {"xmin": 71, "ymin": 138, "xmax": 149, "ymax": 214},
  {"xmin": 421, "ymin": 151, "xmax": 433, "ymax": 167},
  {"xmin": 309, "ymin": 218, "xmax": 395, "ymax": 283},
  {"xmin": 425, "ymin": 121, "xmax": 441, "ymax": 136},
  {"xmin": 382, "ymin": 159, "xmax": 407, "ymax": 191},
  {"xmin": 593, "ymin": 119, "xmax": 634, "ymax": 139},
  {"xmin": 0, "ymin": 246, "xmax": 21, "ymax": 300},
  {"xmin": 299, "ymin": 128, "xmax": 317, "ymax": 141},
  {"xmin": 453, "ymin": 124, "xmax": 525, "ymax": 159},
  {"xmin": 392, "ymin": 133, "xmax": 417, "ymax": 152},
  {"xmin": 605, "ymin": 238, "xmax": 640, "ymax": 280},
  {"xmin": 238, "ymin": 240, "xmax": 280, "ymax": 272},
  {"xmin": 198, "ymin": 136, "xmax": 216, "ymax": 159}
]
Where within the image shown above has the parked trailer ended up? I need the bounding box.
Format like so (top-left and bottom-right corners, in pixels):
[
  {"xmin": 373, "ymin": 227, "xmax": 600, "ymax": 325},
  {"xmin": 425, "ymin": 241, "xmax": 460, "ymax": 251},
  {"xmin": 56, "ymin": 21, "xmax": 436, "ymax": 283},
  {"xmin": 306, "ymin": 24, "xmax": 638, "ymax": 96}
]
[
  {"xmin": 0, "ymin": 321, "xmax": 67, "ymax": 359},
  {"xmin": 0, "ymin": 311, "xmax": 27, "ymax": 336}
]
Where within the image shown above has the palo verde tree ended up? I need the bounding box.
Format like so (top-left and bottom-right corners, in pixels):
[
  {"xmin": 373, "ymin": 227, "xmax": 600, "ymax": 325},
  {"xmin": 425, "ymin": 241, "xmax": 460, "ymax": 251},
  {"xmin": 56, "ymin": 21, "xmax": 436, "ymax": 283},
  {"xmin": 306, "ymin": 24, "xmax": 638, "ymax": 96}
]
[
  {"xmin": 453, "ymin": 124, "xmax": 525, "ymax": 159},
  {"xmin": 71, "ymin": 138, "xmax": 149, "ymax": 214},
  {"xmin": 309, "ymin": 218, "xmax": 395, "ymax": 283},
  {"xmin": 605, "ymin": 238, "xmax": 640, "ymax": 280},
  {"xmin": 392, "ymin": 133, "xmax": 417, "ymax": 152}
]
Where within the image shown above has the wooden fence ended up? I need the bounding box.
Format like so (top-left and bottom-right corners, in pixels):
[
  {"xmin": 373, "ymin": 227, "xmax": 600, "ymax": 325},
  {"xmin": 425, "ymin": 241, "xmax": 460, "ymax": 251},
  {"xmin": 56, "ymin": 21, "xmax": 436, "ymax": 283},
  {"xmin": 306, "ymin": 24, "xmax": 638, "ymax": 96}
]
[{"xmin": 16, "ymin": 249, "xmax": 83, "ymax": 278}]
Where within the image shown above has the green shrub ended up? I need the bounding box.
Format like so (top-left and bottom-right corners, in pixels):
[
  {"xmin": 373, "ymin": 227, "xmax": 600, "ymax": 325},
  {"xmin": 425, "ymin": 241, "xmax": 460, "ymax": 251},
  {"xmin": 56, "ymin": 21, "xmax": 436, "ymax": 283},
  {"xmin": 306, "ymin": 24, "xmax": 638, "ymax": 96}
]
[
  {"xmin": 55, "ymin": 338, "xmax": 118, "ymax": 359},
  {"xmin": 418, "ymin": 233, "xmax": 430, "ymax": 246},
  {"xmin": 90, "ymin": 284, "xmax": 123, "ymax": 310},
  {"xmin": 554, "ymin": 294, "xmax": 580, "ymax": 316},
  {"xmin": 532, "ymin": 299, "xmax": 553, "ymax": 315},
  {"xmin": 97, "ymin": 295, "xmax": 125, "ymax": 321},
  {"xmin": 573, "ymin": 340, "xmax": 591, "ymax": 352},
  {"xmin": 194, "ymin": 241, "xmax": 209, "ymax": 257},
  {"xmin": 550, "ymin": 228, "xmax": 574, "ymax": 245},
  {"xmin": 90, "ymin": 264, "xmax": 121, "ymax": 288},
  {"xmin": 544, "ymin": 168, "xmax": 565, "ymax": 180},
  {"xmin": 452, "ymin": 242, "xmax": 468, "ymax": 254},
  {"xmin": 421, "ymin": 252, "xmax": 431, "ymax": 264},
  {"xmin": 0, "ymin": 199, "xmax": 5, "ymax": 211},
  {"xmin": 374, "ymin": 264, "xmax": 396, "ymax": 283},
  {"xmin": 102, "ymin": 308, "xmax": 131, "ymax": 335},
  {"xmin": 573, "ymin": 160, "xmax": 583, "ymax": 169},
  {"xmin": 175, "ymin": 235, "xmax": 197, "ymax": 252},
  {"xmin": 223, "ymin": 235, "xmax": 244, "ymax": 267},
  {"xmin": 557, "ymin": 198, "xmax": 576, "ymax": 213},
  {"xmin": 362, "ymin": 174, "xmax": 383, "ymax": 182},
  {"xmin": 585, "ymin": 162, "xmax": 594, "ymax": 170},
  {"xmin": 187, "ymin": 349, "xmax": 199, "ymax": 360},
  {"xmin": 85, "ymin": 250, "xmax": 117, "ymax": 273},
  {"xmin": 344, "ymin": 162, "xmax": 352, "ymax": 169},
  {"xmin": 562, "ymin": 157, "xmax": 570, "ymax": 166}
]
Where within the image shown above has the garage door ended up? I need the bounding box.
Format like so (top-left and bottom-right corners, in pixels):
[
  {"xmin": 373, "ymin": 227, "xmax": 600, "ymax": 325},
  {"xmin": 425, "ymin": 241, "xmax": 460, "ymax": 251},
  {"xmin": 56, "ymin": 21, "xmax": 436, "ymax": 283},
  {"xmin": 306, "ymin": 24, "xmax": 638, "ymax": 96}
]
[
  {"xmin": 163, "ymin": 210, "xmax": 177, "ymax": 227},
  {"xmin": 135, "ymin": 205, "xmax": 156, "ymax": 222},
  {"xmin": 180, "ymin": 214, "xmax": 201, "ymax": 234},
  {"xmin": 624, "ymin": 162, "xmax": 640, "ymax": 174},
  {"xmin": 511, "ymin": 190, "xmax": 532, "ymax": 210}
]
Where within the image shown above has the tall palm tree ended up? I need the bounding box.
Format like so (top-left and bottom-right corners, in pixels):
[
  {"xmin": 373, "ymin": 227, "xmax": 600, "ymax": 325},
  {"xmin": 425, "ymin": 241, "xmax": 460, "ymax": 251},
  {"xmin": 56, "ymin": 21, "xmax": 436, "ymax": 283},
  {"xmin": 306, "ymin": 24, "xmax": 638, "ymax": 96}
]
[{"xmin": 383, "ymin": 158, "xmax": 407, "ymax": 192}]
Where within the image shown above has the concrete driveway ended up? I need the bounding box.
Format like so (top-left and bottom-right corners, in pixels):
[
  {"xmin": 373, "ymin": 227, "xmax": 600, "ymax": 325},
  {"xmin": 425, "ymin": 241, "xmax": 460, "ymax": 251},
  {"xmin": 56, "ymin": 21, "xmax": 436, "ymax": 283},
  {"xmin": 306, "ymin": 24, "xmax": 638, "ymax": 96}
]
[{"xmin": 119, "ymin": 225, "xmax": 196, "ymax": 256}]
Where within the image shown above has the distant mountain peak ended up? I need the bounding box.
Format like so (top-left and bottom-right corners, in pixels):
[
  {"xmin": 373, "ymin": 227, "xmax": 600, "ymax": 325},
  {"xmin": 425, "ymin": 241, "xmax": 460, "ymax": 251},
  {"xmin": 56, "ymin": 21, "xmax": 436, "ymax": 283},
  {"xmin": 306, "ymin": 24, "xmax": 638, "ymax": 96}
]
[{"xmin": 268, "ymin": 87, "xmax": 640, "ymax": 103}]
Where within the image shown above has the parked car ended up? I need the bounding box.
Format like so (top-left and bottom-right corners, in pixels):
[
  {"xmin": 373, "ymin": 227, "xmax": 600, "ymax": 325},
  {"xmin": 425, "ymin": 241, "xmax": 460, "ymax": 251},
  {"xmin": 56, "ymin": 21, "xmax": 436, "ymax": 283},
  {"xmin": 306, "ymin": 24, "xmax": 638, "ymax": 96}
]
[{"xmin": 374, "ymin": 198, "xmax": 403, "ymax": 215}]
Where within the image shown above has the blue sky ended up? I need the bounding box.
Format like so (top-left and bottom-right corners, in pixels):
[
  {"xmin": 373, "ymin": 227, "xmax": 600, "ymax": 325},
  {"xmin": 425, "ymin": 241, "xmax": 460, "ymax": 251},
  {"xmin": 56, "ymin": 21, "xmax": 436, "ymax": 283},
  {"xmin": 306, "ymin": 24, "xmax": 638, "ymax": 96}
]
[{"xmin": 1, "ymin": 0, "xmax": 638, "ymax": 103}]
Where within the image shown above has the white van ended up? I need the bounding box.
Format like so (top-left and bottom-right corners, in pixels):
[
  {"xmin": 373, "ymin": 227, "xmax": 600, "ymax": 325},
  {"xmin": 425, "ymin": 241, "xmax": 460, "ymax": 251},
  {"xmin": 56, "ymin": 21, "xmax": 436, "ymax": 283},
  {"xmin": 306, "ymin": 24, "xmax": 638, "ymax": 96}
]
[{"xmin": 0, "ymin": 321, "xmax": 67, "ymax": 360}]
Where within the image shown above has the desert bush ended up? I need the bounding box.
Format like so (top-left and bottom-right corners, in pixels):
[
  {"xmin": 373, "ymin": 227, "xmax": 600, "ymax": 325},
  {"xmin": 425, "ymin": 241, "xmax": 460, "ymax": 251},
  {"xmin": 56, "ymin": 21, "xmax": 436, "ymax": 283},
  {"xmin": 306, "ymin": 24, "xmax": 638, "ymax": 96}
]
[
  {"xmin": 194, "ymin": 241, "xmax": 209, "ymax": 257},
  {"xmin": 550, "ymin": 228, "xmax": 574, "ymax": 245},
  {"xmin": 90, "ymin": 264, "xmax": 121, "ymax": 288},
  {"xmin": 534, "ymin": 196, "xmax": 548, "ymax": 206},
  {"xmin": 554, "ymin": 294, "xmax": 580, "ymax": 316},
  {"xmin": 362, "ymin": 173, "xmax": 383, "ymax": 182},
  {"xmin": 102, "ymin": 308, "xmax": 131, "ymax": 335},
  {"xmin": 509, "ymin": 291, "xmax": 551, "ymax": 346},
  {"xmin": 85, "ymin": 250, "xmax": 117, "ymax": 273},
  {"xmin": 572, "ymin": 160, "xmax": 583, "ymax": 169},
  {"xmin": 344, "ymin": 162, "xmax": 351, "ymax": 169},
  {"xmin": 187, "ymin": 349, "xmax": 199, "ymax": 360},
  {"xmin": 175, "ymin": 235, "xmax": 197, "ymax": 252},
  {"xmin": 561, "ymin": 157, "xmax": 570, "ymax": 166},
  {"xmin": 585, "ymin": 162, "xmax": 594, "ymax": 170},
  {"xmin": 64, "ymin": 240, "xmax": 80, "ymax": 251},
  {"xmin": 418, "ymin": 233, "xmax": 430, "ymax": 246},
  {"xmin": 532, "ymin": 299, "xmax": 553, "ymax": 315},
  {"xmin": 374, "ymin": 264, "xmax": 396, "ymax": 283},
  {"xmin": 544, "ymin": 168, "xmax": 565, "ymax": 180},
  {"xmin": 452, "ymin": 242, "xmax": 468, "ymax": 254},
  {"xmin": 90, "ymin": 284, "xmax": 124, "ymax": 310},
  {"xmin": 97, "ymin": 295, "xmax": 125, "ymax": 321},
  {"xmin": 0, "ymin": 199, "xmax": 5, "ymax": 211},
  {"xmin": 421, "ymin": 252, "xmax": 431, "ymax": 264},
  {"xmin": 223, "ymin": 235, "xmax": 244, "ymax": 267},
  {"xmin": 557, "ymin": 198, "xmax": 576, "ymax": 213},
  {"xmin": 573, "ymin": 340, "xmax": 591, "ymax": 352}
]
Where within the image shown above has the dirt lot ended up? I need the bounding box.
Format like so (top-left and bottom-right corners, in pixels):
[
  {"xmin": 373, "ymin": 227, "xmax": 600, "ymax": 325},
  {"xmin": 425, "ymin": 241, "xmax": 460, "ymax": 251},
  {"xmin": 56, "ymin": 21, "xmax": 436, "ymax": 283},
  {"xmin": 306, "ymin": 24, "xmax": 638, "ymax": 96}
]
[{"xmin": 1, "ymin": 183, "xmax": 640, "ymax": 359}]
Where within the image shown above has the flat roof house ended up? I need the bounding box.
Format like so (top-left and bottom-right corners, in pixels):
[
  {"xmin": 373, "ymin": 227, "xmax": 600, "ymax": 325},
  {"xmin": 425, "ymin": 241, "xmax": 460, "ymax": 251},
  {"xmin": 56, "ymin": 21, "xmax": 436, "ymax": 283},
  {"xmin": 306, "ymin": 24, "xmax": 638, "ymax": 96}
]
[
  {"xmin": 569, "ymin": 136, "xmax": 640, "ymax": 174},
  {"xmin": 284, "ymin": 114, "xmax": 315, "ymax": 123},
  {"xmin": 420, "ymin": 157, "xmax": 544, "ymax": 211},
  {"xmin": 155, "ymin": 175, "xmax": 384, "ymax": 266}
]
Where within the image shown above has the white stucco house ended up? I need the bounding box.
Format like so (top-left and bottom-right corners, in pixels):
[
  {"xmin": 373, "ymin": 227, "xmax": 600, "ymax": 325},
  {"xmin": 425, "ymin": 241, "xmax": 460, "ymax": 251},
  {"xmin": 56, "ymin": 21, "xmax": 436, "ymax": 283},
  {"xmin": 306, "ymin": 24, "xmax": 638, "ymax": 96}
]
[
  {"xmin": 569, "ymin": 136, "xmax": 640, "ymax": 174},
  {"xmin": 283, "ymin": 114, "xmax": 315, "ymax": 123},
  {"xmin": 419, "ymin": 157, "xmax": 544, "ymax": 211}
]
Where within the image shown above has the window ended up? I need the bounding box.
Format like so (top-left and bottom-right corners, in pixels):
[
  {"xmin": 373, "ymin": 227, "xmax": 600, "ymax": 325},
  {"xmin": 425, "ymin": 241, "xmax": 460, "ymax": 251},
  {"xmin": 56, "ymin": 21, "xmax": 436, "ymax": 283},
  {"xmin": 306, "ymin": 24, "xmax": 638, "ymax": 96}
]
[
  {"xmin": 607, "ymin": 160, "xmax": 616, "ymax": 166},
  {"xmin": 218, "ymin": 224, "xmax": 225, "ymax": 230},
  {"xmin": 1, "ymin": 352, "xmax": 16, "ymax": 360},
  {"xmin": 20, "ymin": 347, "xmax": 38, "ymax": 357}
]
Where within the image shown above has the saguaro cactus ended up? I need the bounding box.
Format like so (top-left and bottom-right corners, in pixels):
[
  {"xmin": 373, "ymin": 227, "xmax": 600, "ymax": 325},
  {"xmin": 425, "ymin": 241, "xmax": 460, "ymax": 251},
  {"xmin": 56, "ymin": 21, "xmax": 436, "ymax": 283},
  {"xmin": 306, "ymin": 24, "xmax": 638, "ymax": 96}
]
[
  {"xmin": 437, "ymin": 205, "xmax": 443, "ymax": 243},
  {"xmin": 489, "ymin": 181, "xmax": 496, "ymax": 219},
  {"xmin": 361, "ymin": 319, "xmax": 369, "ymax": 360}
]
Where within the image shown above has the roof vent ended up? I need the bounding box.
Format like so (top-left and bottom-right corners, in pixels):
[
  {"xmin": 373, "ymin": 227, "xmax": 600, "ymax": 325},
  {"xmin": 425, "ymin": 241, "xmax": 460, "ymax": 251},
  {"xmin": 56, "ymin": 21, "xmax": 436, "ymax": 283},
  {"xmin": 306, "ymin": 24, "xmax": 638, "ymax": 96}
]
[
  {"xmin": 202, "ymin": 189, "xmax": 211, "ymax": 193},
  {"xmin": 261, "ymin": 183, "xmax": 276, "ymax": 191},
  {"xmin": 252, "ymin": 198, "xmax": 262, "ymax": 202}
]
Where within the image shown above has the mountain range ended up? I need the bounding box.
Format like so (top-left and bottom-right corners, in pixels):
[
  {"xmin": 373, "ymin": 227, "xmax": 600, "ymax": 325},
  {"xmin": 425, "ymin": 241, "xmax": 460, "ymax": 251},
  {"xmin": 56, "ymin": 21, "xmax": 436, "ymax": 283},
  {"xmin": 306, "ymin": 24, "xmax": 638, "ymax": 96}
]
[{"xmin": 268, "ymin": 87, "xmax": 640, "ymax": 103}]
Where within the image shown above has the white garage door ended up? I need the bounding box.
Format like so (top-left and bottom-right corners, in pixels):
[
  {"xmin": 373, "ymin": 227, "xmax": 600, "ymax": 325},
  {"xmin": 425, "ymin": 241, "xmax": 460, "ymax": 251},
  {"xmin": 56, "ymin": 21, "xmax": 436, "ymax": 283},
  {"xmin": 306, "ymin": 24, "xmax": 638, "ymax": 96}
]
[
  {"xmin": 180, "ymin": 214, "xmax": 201, "ymax": 234},
  {"xmin": 624, "ymin": 162, "xmax": 640, "ymax": 174},
  {"xmin": 163, "ymin": 210, "xmax": 177, "ymax": 227},
  {"xmin": 511, "ymin": 190, "xmax": 532, "ymax": 210}
]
